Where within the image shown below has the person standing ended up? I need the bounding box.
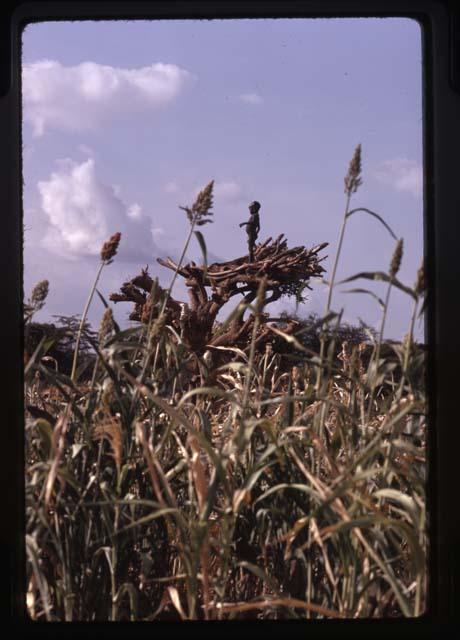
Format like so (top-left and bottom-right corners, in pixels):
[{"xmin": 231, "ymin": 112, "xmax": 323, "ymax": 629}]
[{"xmin": 239, "ymin": 201, "xmax": 261, "ymax": 262}]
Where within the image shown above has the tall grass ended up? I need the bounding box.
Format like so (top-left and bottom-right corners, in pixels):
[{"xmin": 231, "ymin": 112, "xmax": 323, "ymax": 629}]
[{"xmin": 24, "ymin": 148, "xmax": 426, "ymax": 621}]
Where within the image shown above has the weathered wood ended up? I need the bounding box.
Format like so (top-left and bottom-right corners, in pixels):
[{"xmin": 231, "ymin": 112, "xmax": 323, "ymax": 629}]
[{"xmin": 110, "ymin": 237, "xmax": 328, "ymax": 355}]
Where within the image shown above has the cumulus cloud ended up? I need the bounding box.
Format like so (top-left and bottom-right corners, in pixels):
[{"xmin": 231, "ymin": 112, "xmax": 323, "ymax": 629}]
[
  {"xmin": 23, "ymin": 59, "xmax": 193, "ymax": 137},
  {"xmin": 238, "ymin": 92, "xmax": 263, "ymax": 105},
  {"xmin": 151, "ymin": 227, "xmax": 166, "ymax": 241},
  {"xmin": 214, "ymin": 181, "xmax": 244, "ymax": 203},
  {"xmin": 372, "ymin": 158, "xmax": 423, "ymax": 198},
  {"xmin": 127, "ymin": 203, "xmax": 143, "ymax": 220},
  {"xmin": 37, "ymin": 157, "xmax": 160, "ymax": 262}
]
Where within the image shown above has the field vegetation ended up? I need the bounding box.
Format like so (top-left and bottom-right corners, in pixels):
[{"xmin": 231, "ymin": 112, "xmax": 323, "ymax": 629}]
[{"xmin": 24, "ymin": 146, "xmax": 426, "ymax": 620}]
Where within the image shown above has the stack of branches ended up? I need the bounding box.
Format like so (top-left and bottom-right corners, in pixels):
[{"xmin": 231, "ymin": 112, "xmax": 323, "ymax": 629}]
[
  {"xmin": 109, "ymin": 269, "xmax": 182, "ymax": 325},
  {"xmin": 110, "ymin": 235, "xmax": 328, "ymax": 356}
]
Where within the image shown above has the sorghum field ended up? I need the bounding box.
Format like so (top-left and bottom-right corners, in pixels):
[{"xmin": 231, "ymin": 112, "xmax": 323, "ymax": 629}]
[{"xmin": 24, "ymin": 146, "xmax": 427, "ymax": 621}]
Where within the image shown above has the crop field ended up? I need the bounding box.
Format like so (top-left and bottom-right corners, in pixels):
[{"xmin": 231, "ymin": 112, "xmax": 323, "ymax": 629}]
[{"xmin": 24, "ymin": 146, "xmax": 427, "ymax": 621}]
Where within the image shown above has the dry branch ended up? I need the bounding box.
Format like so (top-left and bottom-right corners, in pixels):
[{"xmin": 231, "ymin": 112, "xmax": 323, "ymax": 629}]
[{"xmin": 110, "ymin": 237, "xmax": 328, "ymax": 355}]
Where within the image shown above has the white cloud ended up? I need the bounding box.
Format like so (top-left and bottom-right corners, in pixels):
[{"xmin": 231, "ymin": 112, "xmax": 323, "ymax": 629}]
[
  {"xmin": 214, "ymin": 181, "xmax": 243, "ymax": 203},
  {"xmin": 238, "ymin": 92, "xmax": 263, "ymax": 105},
  {"xmin": 37, "ymin": 157, "xmax": 157, "ymax": 262},
  {"xmin": 151, "ymin": 227, "xmax": 166, "ymax": 241},
  {"xmin": 23, "ymin": 59, "xmax": 194, "ymax": 137},
  {"xmin": 372, "ymin": 158, "xmax": 423, "ymax": 198},
  {"xmin": 127, "ymin": 203, "xmax": 143, "ymax": 220}
]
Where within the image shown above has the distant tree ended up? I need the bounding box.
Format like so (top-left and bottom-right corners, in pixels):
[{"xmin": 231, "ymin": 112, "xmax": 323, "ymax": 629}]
[
  {"xmin": 275, "ymin": 310, "xmax": 376, "ymax": 355},
  {"xmin": 25, "ymin": 314, "xmax": 97, "ymax": 378}
]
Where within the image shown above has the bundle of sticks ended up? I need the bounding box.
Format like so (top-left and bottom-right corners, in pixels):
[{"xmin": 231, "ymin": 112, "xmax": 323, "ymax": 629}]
[{"xmin": 110, "ymin": 235, "xmax": 328, "ymax": 355}]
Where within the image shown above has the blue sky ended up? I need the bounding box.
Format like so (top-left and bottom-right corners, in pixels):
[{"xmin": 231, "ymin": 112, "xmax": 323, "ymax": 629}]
[{"xmin": 22, "ymin": 18, "xmax": 424, "ymax": 340}]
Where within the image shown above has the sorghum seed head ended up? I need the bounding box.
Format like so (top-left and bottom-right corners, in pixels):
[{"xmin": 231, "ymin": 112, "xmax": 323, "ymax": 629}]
[
  {"xmin": 179, "ymin": 205, "xmax": 194, "ymax": 224},
  {"xmin": 30, "ymin": 279, "xmax": 49, "ymax": 307},
  {"xmin": 403, "ymin": 332, "xmax": 411, "ymax": 348},
  {"xmin": 100, "ymin": 232, "xmax": 121, "ymax": 262},
  {"xmin": 344, "ymin": 144, "xmax": 363, "ymax": 195},
  {"xmin": 93, "ymin": 415, "xmax": 122, "ymax": 473},
  {"xmin": 179, "ymin": 180, "xmax": 215, "ymax": 226},
  {"xmin": 149, "ymin": 315, "xmax": 167, "ymax": 340},
  {"xmin": 390, "ymin": 238, "xmax": 404, "ymax": 278},
  {"xmin": 98, "ymin": 308, "xmax": 114, "ymax": 345},
  {"xmin": 415, "ymin": 261, "xmax": 425, "ymax": 296},
  {"xmin": 101, "ymin": 379, "xmax": 116, "ymax": 408},
  {"xmin": 192, "ymin": 180, "xmax": 214, "ymax": 216}
]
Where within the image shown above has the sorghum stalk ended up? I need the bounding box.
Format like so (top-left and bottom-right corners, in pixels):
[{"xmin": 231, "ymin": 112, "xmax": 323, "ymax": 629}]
[{"xmin": 71, "ymin": 233, "xmax": 120, "ymax": 382}]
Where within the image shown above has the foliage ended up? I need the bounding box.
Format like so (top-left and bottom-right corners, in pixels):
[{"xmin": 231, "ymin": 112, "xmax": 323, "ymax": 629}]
[
  {"xmin": 24, "ymin": 155, "xmax": 427, "ymax": 621},
  {"xmin": 275, "ymin": 311, "xmax": 376, "ymax": 353},
  {"xmin": 24, "ymin": 315, "xmax": 97, "ymax": 379}
]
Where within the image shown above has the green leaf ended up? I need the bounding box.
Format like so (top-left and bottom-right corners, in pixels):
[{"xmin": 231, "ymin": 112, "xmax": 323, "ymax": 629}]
[
  {"xmin": 346, "ymin": 207, "xmax": 398, "ymax": 240},
  {"xmin": 254, "ymin": 483, "xmax": 322, "ymax": 506},
  {"xmin": 35, "ymin": 418, "xmax": 53, "ymax": 458},
  {"xmin": 42, "ymin": 336, "xmax": 57, "ymax": 356},
  {"xmin": 373, "ymin": 489, "xmax": 421, "ymax": 528},
  {"xmin": 294, "ymin": 311, "xmax": 340, "ymax": 336},
  {"xmin": 95, "ymin": 288, "xmax": 109, "ymax": 309},
  {"xmin": 178, "ymin": 385, "xmax": 237, "ymax": 407},
  {"xmin": 320, "ymin": 515, "xmax": 383, "ymax": 537},
  {"xmin": 212, "ymin": 345, "xmax": 248, "ymax": 361},
  {"xmin": 337, "ymin": 271, "xmax": 417, "ymax": 300},
  {"xmin": 57, "ymin": 466, "xmax": 81, "ymax": 492},
  {"xmin": 93, "ymin": 546, "xmax": 114, "ymax": 576},
  {"xmin": 233, "ymin": 463, "xmax": 274, "ymax": 514},
  {"xmin": 194, "ymin": 230, "xmax": 208, "ymax": 279},
  {"xmin": 341, "ymin": 288, "xmax": 386, "ymax": 309},
  {"xmin": 24, "ymin": 335, "xmax": 47, "ymax": 377},
  {"xmin": 237, "ymin": 560, "xmax": 279, "ymax": 592},
  {"xmin": 104, "ymin": 326, "xmax": 143, "ymax": 346}
]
